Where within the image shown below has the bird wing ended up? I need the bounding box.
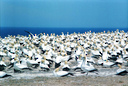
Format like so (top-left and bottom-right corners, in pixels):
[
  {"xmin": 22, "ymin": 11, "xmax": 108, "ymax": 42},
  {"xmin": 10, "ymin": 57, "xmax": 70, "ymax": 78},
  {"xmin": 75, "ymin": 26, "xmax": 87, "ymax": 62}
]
[
  {"xmin": 24, "ymin": 30, "xmax": 34, "ymax": 38},
  {"xmin": 57, "ymin": 71, "xmax": 68, "ymax": 76},
  {"xmin": 0, "ymin": 71, "xmax": 6, "ymax": 77},
  {"xmin": 116, "ymin": 69, "xmax": 126, "ymax": 74}
]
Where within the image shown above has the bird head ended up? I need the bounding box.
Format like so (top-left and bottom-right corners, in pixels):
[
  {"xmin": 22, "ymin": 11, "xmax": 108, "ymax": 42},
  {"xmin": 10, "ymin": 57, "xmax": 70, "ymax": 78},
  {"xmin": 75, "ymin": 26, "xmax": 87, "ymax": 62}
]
[
  {"xmin": 82, "ymin": 55, "xmax": 86, "ymax": 60},
  {"xmin": 2, "ymin": 58, "xmax": 5, "ymax": 61},
  {"xmin": 99, "ymin": 57, "xmax": 102, "ymax": 59},
  {"xmin": 43, "ymin": 56, "xmax": 46, "ymax": 60},
  {"xmin": 118, "ymin": 64, "xmax": 122, "ymax": 69},
  {"xmin": 4, "ymin": 50, "xmax": 7, "ymax": 53},
  {"xmin": 65, "ymin": 61, "xmax": 68, "ymax": 64},
  {"xmin": 29, "ymin": 56, "xmax": 32, "ymax": 60},
  {"xmin": 14, "ymin": 57, "xmax": 18, "ymax": 61},
  {"xmin": 41, "ymin": 59, "xmax": 45, "ymax": 63},
  {"xmin": 55, "ymin": 68, "xmax": 59, "ymax": 72}
]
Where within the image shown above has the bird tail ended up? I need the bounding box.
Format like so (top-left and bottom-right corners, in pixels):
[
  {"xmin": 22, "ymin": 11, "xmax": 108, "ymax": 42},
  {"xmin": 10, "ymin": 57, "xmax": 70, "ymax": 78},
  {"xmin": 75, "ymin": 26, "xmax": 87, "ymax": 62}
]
[{"xmin": 68, "ymin": 73, "xmax": 74, "ymax": 76}]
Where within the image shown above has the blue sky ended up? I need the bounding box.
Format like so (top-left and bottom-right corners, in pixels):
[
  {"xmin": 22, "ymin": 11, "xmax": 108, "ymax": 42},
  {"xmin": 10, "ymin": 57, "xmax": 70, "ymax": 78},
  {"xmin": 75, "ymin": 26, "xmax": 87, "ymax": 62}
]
[{"xmin": 0, "ymin": 0, "xmax": 128, "ymax": 28}]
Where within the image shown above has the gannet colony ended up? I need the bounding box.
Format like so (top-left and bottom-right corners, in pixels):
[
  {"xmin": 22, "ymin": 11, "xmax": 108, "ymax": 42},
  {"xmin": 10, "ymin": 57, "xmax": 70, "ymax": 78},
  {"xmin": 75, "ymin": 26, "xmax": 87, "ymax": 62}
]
[{"xmin": 0, "ymin": 29, "xmax": 128, "ymax": 78}]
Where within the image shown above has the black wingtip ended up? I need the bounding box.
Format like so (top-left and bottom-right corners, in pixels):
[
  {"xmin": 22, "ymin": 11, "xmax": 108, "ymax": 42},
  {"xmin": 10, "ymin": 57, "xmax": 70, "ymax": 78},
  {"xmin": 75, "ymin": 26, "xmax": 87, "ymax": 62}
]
[{"xmin": 24, "ymin": 30, "xmax": 30, "ymax": 34}]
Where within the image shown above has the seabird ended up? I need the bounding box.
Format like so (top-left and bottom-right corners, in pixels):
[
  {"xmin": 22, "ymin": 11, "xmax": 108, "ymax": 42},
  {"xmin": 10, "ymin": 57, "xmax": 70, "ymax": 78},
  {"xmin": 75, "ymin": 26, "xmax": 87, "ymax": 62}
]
[
  {"xmin": 0, "ymin": 71, "xmax": 11, "ymax": 78},
  {"xmin": 116, "ymin": 64, "xmax": 128, "ymax": 76},
  {"xmin": 62, "ymin": 61, "xmax": 70, "ymax": 71},
  {"xmin": 39, "ymin": 59, "xmax": 50, "ymax": 71},
  {"xmin": 102, "ymin": 60, "xmax": 115, "ymax": 68},
  {"xmin": 0, "ymin": 57, "xmax": 6, "ymax": 71},
  {"xmin": 26, "ymin": 56, "xmax": 39, "ymax": 68},
  {"xmin": 53, "ymin": 66, "xmax": 74, "ymax": 77},
  {"xmin": 13, "ymin": 57, "xmax": 32, "ymax": 72},
  {"xmin": 24, "ymin": 30, "xmax": 42, "ymax": 39},
  {"xmin": 81, "ymin": 56, "xmax": 98, "ymax": 75}
]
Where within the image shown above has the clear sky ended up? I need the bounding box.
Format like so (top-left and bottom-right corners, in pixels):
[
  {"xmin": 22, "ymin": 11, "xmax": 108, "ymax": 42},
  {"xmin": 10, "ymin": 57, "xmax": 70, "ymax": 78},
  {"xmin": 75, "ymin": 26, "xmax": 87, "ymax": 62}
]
[{"xmin": 0, "ymin": 0, "xmax": 128, "ymax": 28}]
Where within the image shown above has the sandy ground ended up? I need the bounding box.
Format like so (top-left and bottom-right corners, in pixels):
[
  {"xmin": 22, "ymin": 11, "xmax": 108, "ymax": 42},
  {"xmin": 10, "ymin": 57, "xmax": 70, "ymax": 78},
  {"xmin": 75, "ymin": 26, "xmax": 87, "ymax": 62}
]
[{"xmin": 0, "ymin": 75, "xmax": 128, "ymax": 86}]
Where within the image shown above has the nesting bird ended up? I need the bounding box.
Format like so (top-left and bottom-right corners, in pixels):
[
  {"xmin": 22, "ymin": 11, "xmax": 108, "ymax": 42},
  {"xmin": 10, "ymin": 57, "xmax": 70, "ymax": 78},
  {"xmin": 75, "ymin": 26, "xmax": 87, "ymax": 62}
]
[
  {"xmin": 53, "ymin": 66, "xmax": 74, "ymax": 77},
  {"xmin": 116, "ymin": 64, "xmax": 128, "ymax": 76}
]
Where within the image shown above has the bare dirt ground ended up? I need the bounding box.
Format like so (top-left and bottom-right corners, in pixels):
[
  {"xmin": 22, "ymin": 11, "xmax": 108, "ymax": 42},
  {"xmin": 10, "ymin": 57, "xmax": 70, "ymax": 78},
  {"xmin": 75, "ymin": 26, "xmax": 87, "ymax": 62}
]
[{"xmin": 0, "ymin": 75, "xmax": 128, "ymax": 86}]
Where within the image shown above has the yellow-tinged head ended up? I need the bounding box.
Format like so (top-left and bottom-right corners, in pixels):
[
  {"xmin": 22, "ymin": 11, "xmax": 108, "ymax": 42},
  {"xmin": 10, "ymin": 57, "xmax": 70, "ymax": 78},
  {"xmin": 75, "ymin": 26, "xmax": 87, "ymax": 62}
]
[
  {"xmin": 99, "ymin": 57, "xmax": 102, "ymax": 59},
  {"xmin": 118, "ymin": 64, "xmax": 122, "ymax": 69},
  {"xmin": 17, "ymin": 60, "xmax": 20, "ymax": 63},
  {"xmin": 106, "ymin": 59, "xmax": 109, "ymax": 62},
  {"xmin": 94, "ymin": 48, "xmax": 97, "ymax": 51},
  {"xmin": 37, "ymin": 51, "xmax": 39, "ymax": 54},
  {"xmin": 46, "ymin": 52, "xmax": 48, "ymax": 55},
  {"xmin": 65, "ymin": 61, "xmax": 68, "ymax": 64},
  {"xmin": 103, "ymin": 49, "xmax": 105, "ymax": 52},
  {"xmin": 29, "ymin": 56, "xmax": 32, "ymax": 60},
  {"xmin": 2, "ymin": 58, "xmax": 5, "ymax": 61},
  {"xmin": 14, "ymin": 58, "xmax": 17, "ymax": 61},
  {"xmin": 55, "ymin": 68, "xmax": 60, "ymax": 72},
  {"xmin": 43, "ymin": 56, "xmax": 46, "ymax": 60},
  {"xmin": 4, "ymin": 50, "xmax": 7, "ymax": 53},
  {"xmin": 41, "ymin": 59, "xmax": 45, "ymax": 63}
]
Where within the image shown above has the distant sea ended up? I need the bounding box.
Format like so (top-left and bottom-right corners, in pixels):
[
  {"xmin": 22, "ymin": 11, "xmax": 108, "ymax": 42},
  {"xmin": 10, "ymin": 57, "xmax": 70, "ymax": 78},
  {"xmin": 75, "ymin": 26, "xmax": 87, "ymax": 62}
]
[{"xmin": 0, "ymin": 27, "xmax": 127, "ymax": 38}]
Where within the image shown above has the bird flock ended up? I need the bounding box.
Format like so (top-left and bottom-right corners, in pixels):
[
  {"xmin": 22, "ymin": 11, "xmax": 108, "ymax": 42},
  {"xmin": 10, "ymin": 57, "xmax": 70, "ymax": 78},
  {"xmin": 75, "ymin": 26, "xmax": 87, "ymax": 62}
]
[{"xmin": 0, "ymin": 29, "xmax": 128, "ymax": 78}]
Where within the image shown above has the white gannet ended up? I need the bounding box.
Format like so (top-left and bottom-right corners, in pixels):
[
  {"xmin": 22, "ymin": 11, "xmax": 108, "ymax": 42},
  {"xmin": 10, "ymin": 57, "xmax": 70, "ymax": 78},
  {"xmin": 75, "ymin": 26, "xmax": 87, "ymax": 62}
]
[
  {"xmin": 81, "ymin": 56, "xmax": 98, "ymax": 75},
  {"xmin": 91, "ymin": 48, "xmax": 101, "ymax": 58},
  {"xmin": 123, "ymin": 49, "xmax": 128, "ymax": 60},
  {"xmin": 61, "ymin": 54, "xmax": 70, "ymax": 62},
  {"xmin": 7, "ymin": 57, "xmax": 16, "ymax": 69},
  {"xmin": 22, "ymin": 46, "xmax": 29, "ymax": 56},
  {"xmin": 53, "ymin": 66, "xmax": 74, "ymax": 77},
  {"xmin": 102, "ymin": 60, "xmax": 115, "ymax": 68},
  {"xmin": 124, "ymin": 60, "xmax": 128, "ymax": 66},
  {"xmin": 14, "ymin": 58, "xmax": 31, "ymax": 73},
  {"xmin": 86, "ymin": 55, "xmax": 95, "ymax": 64},
  {"xmin": 115, "ymin": 55, "xmax": 124, "ymax": 65},
  {"xmin": 34, "ymin": 51, "xmax": 42, "ymax": 63},
  {"xmin": 26, "ymin": 56, "xmax": 39, "ymax": 68},
  {"xmin": 97, "ymin": 57, "xmax": 103, "ymax": 65},
  {"xmin": 116, "ymin": 64, "xmax": 128, "ymax": 76},
  {"xmin": 27, "ymin": 47, "xmax": 34, "ymax": 58},
  {"xmin": 73, "ymin": 55, "xmax": 83, "ymax": 71},
  {"xmin": 0, "ymin": 57, "xmax": 6, "ymax": 71},
  {"xmin": 66, "ymin": 45, "xmax": 72, "ymax": 55},
  {"xmin": 0, "ymin": 71, "xmax": 11, "ymax": 78},
  {"xmin": 39, "ymin": 59, "xmax": 50, "ymax": 71},
  {"xmin": 55, "ymin": 52, "xmax": 62, "ymax": 68},
  {"xmin": 102, "ymin": 49, "xmax": 109, "ymax": 61},
  {"xmin": 62, "ymin": 61, "xmax": 70, "ymax": 71},
  {"xmin": 44, "ymin": 52, "xmax": 53, "ymax": 61},
  {"xmin": 20, "ymin": 56, "xmax": 28, "ymax": 66},
  {"xmin": 0, "ymin": 49, "xmax": 7, "ymax": 57}
]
